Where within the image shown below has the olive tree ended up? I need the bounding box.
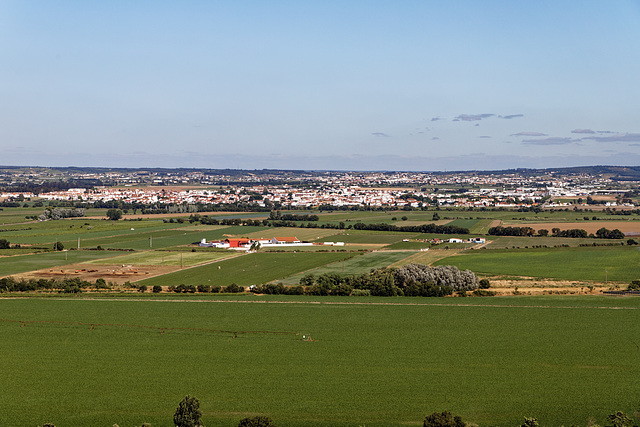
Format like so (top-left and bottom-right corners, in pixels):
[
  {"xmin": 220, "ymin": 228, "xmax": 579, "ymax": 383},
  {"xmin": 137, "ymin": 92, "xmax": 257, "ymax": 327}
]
[{"xmin": 174, "ymin": 395, "xmax": 203, "ymax": 427}]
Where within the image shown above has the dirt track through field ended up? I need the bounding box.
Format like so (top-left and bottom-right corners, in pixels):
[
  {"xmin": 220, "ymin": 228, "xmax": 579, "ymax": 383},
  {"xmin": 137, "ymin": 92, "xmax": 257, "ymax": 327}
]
[{"xmin": 16, "ymin": 296, "xmax": 640, "ymax": 311}]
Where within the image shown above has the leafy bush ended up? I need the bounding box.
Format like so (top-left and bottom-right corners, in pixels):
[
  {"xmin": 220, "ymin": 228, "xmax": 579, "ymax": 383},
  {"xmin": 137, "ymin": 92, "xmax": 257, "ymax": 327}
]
[
  {"xmin": 472, "ymin": 289, "xmax": 496, "ymax": 297},
  {"xmin": 224, "ymin": 283, "xmax": 244, "ymax": 293},
  {"xmin": 238, "ymin": 415, "xmax": 275, "ymax": 427},
  {"xmin": 628, "ymin": 280, "xmax": 640, "ymax": 291},
  {"xmin": 152, "ymin": 285, "xmax": 162, "ymax": 293},
  {"xmin": 197, "ymin": 284, "xmax": 211, "ymax": 293},
  {"xmin": 423, "ymin": 410, "xmax": 465, "ymax": 427},
  {"xmin": 173, "ymin": 395, "xmax": 203, "ymax": 427}
]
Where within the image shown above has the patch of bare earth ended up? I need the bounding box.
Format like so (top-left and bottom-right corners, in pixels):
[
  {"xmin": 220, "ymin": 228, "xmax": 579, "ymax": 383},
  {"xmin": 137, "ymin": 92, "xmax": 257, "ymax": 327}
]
[
  {"xmin": 12, "ymin": 263, "xmax": 180, "ymax": 285},
  {"xmin": 523, "ymin": 221, "xmax": 640, "ymax": 235},
  {"xmin": 487, "ymin": 278, "xmax": 611, "ymax": 295}
]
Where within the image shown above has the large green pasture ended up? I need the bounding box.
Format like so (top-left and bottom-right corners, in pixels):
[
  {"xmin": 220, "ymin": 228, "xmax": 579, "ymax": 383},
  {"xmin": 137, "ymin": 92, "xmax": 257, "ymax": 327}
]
[
  {"xmin": 1, "ymin": 296, "xmax": 639, "ymax": 426},
  {"xmin": 0, "ymin": 219, "xmax": 190, "ymax": 246},
  {"xmin": 434, "ymin": 245, "xmax": 640, "ymax": 282},
  {"xmin": 137, "ymin": 252, "xmax": 353, "ymax": 287},
  {"xmin": 280, "ymin": 251, "xmax": 415, "ymax": 284}
]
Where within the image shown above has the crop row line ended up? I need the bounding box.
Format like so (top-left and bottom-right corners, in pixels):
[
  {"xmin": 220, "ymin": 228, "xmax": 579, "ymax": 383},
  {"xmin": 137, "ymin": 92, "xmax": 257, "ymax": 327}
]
[{"xmin": 0, "ymin": 317, "xmax": 297, "ymax": 336}]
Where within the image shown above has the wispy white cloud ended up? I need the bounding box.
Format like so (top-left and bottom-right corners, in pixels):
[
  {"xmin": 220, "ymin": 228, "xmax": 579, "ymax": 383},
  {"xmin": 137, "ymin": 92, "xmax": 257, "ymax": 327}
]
[
  {"xmin": 512, "ymin": 132, "xmax": 547, "ymax": 137},
  {"xmin": 453, "ymin": 113, "xmax": 495, "ymax": 122},
  {"xmin": 582, "ymin": 133, "xmax": 640, "ymax": 143},
  {"xmin": 522, "ymin": 137, "xmax": 577, "ymax": 145}
]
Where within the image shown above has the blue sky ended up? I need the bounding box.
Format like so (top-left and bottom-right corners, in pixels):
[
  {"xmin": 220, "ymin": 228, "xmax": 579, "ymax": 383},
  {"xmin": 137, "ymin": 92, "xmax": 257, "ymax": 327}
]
[{"xmin": 2, "ymin": 1, "xmax": 640, "ymax": 171}]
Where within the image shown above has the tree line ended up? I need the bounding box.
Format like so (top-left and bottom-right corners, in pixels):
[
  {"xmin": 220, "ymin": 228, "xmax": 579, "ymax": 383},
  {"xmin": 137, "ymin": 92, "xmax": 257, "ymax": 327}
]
[
  {"xmin": 488, "ymin": 225, "xmax": 625, "ymax": 239},
  {"xmin": 251, "ymin": 264, "xmax": 480, "ymax": 298},
  {"xmin": 40, "ymin": 397, "xmax": 638, "ymax": 427},
  {"xmin": 0, "ymin": 277, "xmax": 111, "ymax": 294}
]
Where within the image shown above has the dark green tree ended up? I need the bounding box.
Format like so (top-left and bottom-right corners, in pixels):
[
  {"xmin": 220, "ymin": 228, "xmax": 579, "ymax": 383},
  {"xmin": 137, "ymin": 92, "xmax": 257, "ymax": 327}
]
[
  {"xmin": 299, "ymin": 273, "xmax": 315, "ymax": 287},
  {"xmin": 54, "ymin": 241, "xmax": 64, "ymax": 251},
  {"xmin": 521, "ymin": 417, "xmax": 539, "ymax": 427},
  {"xmin": 479, "ymin": 279, "xmax": 491, "ymax": 289},
  {"xmin": 606, "ymin": 411, "xmax": 632, "ymax": 427},
  {"xmin": 106, "ymin": 208, "xmax": 123, "ymax": 221},
  {"xmin": 423, "ymin": 410, "xmax": 465, "ymax": 427},
  {"xmin": 238, "ymin": 415, "xmax": 276, "ymax": 427},
  {"xmin": 0, "ymin": 239, "xmax": 10, "ymax": 249},
  {"xmin": 174, "ymin": 395, "xmax": 203, "ymax": 427},
  {"xmin": 153, "ymin": 285, "xmax": 162, "ymax": 293}
]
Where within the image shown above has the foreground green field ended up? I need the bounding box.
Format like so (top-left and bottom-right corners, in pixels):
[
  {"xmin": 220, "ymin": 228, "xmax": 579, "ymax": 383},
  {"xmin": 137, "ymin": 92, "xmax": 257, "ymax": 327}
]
[
  {"xmin": 1, "ymin": 296, "xmax": 639, "ymax": 426},
  {"xmin": 137, "ymin": 252, "xmax": 353, "ymax": 287},
  {"xmin": 434, "ymin": 245, "xmax": 640, "ymax": 282}
]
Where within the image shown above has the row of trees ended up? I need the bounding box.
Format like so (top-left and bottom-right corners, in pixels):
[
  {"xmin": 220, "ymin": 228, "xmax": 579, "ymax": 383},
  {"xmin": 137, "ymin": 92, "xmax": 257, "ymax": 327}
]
[
  {"xmin": 268, "ymin": 210, "xmax": 319, "ymax": 221},
  {"xmin": 37, "ymin": 404, "xmax": 640, "ymax": 427},
  {"xmin": 250, "ymin": 264, "xmax": 480, "ymax": 298},
  {"xmin": 488, "ymin": 225, "xmax": 625, "ymax": 239},
  {"xmin": 423, "ymin": 410, "xmax": 640, "ymax": 427},
  {"xmin": 167, "ymin": 283, "xmax": 245, "ymax": 294},
  {"xmin": 0, "ymin": 277, "xmax": 111, "ymax": 293},
  {"xmin": 173, "ymin": 395, "xmax": 275, "ymax": 427},
  {"xmin": 38, "ymin": 207, "xmax": 85, "ymax": 220}
]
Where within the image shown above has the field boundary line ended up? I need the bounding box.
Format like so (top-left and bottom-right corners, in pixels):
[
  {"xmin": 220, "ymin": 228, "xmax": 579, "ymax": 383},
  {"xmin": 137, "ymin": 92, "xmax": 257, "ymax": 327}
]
[
  {"xmin": 0, "ymin": 317, "xmax": 297, "ymax": 336},
  {"xmin": 16, "ymin": 296, "xmax": 640, "ymax": 311}
]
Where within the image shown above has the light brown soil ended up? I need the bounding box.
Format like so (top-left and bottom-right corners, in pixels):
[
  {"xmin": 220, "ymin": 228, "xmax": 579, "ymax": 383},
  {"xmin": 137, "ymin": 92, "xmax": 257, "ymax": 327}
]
[
  {"xmin": 523, "ymin": 221, "xmax": 640, "ymax": 234},
  {"xmin": 12, "ymin": 263, "xmax": 179, "ymax": 285},
  {"xmin": 486, "ymin": 278, "xmax": 614, "ymax": 295}
]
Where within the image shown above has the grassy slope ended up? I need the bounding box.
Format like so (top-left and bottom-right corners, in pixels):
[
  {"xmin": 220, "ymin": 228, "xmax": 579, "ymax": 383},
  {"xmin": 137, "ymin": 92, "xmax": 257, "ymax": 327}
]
[
  {"xmin": 434, "ymin": 245, "xmax": 640, "ymax": 282},
  {"xmin": 0, "ymin": 296, "xmax": 639, "ymax": 427},
  {"xmin": 136, "ymin": 252, "xmax": 353, "ymax": 287},
  {"xmin": 280, "ymin": 251, "xmax": 415, "ymax": 285}
]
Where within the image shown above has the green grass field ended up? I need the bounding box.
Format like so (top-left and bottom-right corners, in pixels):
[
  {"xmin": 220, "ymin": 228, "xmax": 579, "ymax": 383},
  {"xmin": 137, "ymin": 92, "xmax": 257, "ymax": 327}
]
[
  {"xmin": 137, "ymin": 252, "xmax": 354, "ymax": 287},
  {"xmin": 280, "ymin": 251, "xmax": 415, "ymax": 285},
  {"xmin": 434, "ymin": 245, "xmax": 640, "ymax": 282},
  {"xmin": 86, "ymin": 249, "xmax": 238, "ymax": 267},
  {"xmin": 1, "ymin": 296, "xmax": 639, "ymax": 427}
]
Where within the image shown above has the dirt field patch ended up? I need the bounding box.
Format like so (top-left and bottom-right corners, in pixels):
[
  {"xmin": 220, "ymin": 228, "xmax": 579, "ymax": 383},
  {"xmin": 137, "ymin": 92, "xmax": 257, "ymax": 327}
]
[
  {"xmin": 12, "ymin": 263, "xmax": 180, "ymax": 285},
  {"xmin": 524, "ymin": 221, "xmax": 640, "ymax": 235}
]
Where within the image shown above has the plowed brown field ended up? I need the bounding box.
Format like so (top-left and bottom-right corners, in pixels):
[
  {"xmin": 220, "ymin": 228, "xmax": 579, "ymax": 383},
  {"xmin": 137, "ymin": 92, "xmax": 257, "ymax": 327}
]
[{"xmin": 524, "ymin": 221, "xmax": 640, "ymax": 235}]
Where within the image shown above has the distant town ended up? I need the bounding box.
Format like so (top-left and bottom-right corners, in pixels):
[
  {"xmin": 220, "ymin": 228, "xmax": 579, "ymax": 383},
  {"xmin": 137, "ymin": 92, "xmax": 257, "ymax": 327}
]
[{"xmin": 0, "ymin": 165, "xmax": 639, "ymax": 210}]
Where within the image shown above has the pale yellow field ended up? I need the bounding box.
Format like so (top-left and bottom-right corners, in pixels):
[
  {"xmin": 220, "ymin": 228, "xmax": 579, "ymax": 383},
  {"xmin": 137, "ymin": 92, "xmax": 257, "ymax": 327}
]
[
  {"xmin": 86, "ymin": 250, "xmax": 238, "ymax": 267},
  {"xmin": 388, "ymin": 249, "xmax": 461, "ymax": 267},
  {"xmin": 232, "ymin": 227, "xmax": 343, "ymax": 241}
]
